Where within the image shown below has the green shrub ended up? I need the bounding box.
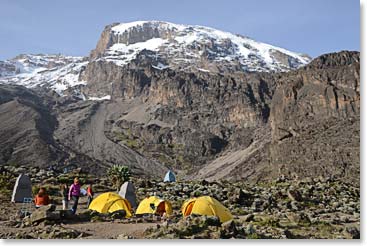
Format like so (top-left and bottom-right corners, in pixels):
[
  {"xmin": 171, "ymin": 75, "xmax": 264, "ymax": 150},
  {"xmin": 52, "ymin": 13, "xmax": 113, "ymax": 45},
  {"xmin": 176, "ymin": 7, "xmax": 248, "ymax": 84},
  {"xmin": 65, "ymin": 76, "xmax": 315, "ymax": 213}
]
[
  {"xmin": 32, "ymin": 185, "xmax": 40, "ymax": 196},
  {"xmin": 107, "ymin": 165, "xmax": 131, "ymax": 191}
]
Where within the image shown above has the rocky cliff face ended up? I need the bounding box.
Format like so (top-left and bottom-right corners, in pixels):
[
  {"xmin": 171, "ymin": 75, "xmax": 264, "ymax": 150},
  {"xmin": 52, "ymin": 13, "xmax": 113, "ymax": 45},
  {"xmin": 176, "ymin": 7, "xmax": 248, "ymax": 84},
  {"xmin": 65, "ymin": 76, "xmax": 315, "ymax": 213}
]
[
  {"xmin": 79, "ymin": 50, "xmax": 277, "ymax": 172},
  {"xmin": 0, "ymin": 21, "xmax": 359, "ymax": 182},
  {"xmin": 195, "ymin": 51, "xmax": 360, "ymax": 182},
  {"xmin": 67, "ymin": 50, "xmax": 361, "ymax": 182},
  {"xmin": 268, "ymin": 51, "xmax": 360, "ymax": 182}
]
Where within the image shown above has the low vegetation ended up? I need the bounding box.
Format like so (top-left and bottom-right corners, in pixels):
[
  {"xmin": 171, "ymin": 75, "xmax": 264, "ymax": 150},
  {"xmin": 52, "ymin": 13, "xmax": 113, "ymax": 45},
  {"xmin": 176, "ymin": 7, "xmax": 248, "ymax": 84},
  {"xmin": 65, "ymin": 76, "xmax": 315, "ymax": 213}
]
[{"xmin": 107, "ymin": 165, "xmax": 131, "ymax": 191}]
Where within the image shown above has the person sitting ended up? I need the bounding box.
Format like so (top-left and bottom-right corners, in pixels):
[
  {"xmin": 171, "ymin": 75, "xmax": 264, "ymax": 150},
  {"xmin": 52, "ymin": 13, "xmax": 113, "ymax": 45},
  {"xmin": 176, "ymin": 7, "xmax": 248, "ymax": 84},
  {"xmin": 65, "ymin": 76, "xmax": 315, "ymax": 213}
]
[{"xmin": 34, "ymin": 187, "xmax": 50, "ymax": 208}]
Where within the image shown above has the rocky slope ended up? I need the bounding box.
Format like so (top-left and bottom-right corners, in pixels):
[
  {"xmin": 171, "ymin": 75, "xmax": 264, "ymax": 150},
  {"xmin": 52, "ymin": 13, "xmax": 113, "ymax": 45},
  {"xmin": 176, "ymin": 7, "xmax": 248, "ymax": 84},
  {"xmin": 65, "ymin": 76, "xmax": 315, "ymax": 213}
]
[
  {"xmin": 0, "ymin": 85, "xmax": 167, "ymax": 177},
  {"xmin": 0, "ymin": 85, "xmax": 59, "ymax": 168},
  {"xmin": 0, "ymin": 85, "xmax": 106, "ymax": 174},
  {"xmin": 0, "ymin": 21, "xmax": 360, "ymax": 183}
]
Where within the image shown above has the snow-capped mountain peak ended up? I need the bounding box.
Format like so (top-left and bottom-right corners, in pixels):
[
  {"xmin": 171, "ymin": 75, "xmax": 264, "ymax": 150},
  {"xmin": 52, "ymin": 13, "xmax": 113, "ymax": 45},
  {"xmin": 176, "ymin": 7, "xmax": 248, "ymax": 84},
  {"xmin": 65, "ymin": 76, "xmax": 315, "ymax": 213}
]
[
  {"xmin": 91, "ymin": 20, "xmax": 311, "ymax": 73},
  {"xmin": 0, "ymin": 21, "xmax": 312, "ymax": 97}
]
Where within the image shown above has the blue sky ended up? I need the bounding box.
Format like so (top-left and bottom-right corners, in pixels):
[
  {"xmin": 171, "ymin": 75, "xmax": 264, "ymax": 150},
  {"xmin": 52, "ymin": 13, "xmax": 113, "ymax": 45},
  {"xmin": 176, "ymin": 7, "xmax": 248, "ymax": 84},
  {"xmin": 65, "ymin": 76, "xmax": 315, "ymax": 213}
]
[{"xmin": 0, "ymin": 0, "xmax": 359, "ymax": 60}]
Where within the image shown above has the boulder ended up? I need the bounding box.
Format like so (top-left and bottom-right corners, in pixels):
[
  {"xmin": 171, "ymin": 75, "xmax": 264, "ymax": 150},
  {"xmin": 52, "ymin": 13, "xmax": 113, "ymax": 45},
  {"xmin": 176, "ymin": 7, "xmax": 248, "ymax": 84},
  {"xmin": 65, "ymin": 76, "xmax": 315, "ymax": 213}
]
[
  {"xmin": 48, "ymin": 227, "xmax": 82, "ymax": 239},
  {"xmin": 117, "ymin": 234, "xmax": 134, "ymax": 239},
  {"xmin": 285, "ymin": 212, "xmax": 310, "ymax": 226},
  {"xmin": 229, "ymin": 188, "xmax": 252, "ymax": 206},
  {"xmin": 287, "ymin": 189, "xmax": 303, "ymax": 202},
  {"xmin": 60, "ymin": 209, "xmax": 76, "ymax": 220},
  {"xmin": 39, "ymin": 204, "xmax": 56, "ymax": 212},
  {"xmin": 110, "ymin": 209, "xmax": 127, "ymax": 220},
  {"xmin": 221, "ymin": 220, "xmax": 238, "ymax": 234},
  {"xmin": 30, "ymin": 210, "xmax": 60, "ymax": 224},
  {"xmin": 243, "ymin": 214, "xmax": 255, "ymax": 222},
  {"xmin": 202, "ymin": 216, "xmax": 221, "ymax": 227},
  {"xmin": 345, "ymin": 226, "xmax": 360, "ymax": 239},
  {"xmin": 245, "ymin": 223, "xmax": 256, "ymax": 235},
  {"xmin": 251, "ymin": 198, "xmax": 263, "ymax": 212}
]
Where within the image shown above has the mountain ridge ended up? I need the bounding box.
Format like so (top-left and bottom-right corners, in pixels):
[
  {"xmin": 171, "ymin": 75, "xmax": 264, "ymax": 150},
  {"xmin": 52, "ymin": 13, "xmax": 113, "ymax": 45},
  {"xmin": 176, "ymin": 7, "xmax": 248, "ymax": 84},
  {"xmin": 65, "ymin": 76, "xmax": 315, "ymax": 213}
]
[
  {"xmin": 1, "ymin": 20, "xmax": 311, "ymax": 98},
  {"xmin": 0, "ymin": 21, "xmax": 359, "ymax": 183}
]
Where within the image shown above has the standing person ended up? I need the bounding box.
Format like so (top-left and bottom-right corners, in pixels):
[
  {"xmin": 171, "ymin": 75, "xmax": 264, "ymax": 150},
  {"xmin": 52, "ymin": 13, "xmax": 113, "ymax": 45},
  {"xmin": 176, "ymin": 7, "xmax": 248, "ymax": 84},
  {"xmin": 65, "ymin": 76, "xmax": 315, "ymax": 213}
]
[
  {"xmin": 68, "ymin": 177, "xmax": 81, "ymax": 214},
  {"xmin": 60, "ymin": 183, "xmax": 68, "ymax": 210},
  {"xmin": 34, "ymin": 187, "xmax": 50, "ymax": 208},
  {"xmin": 86, "ymin": 183, "xmax": 94, "ymax": 208}
]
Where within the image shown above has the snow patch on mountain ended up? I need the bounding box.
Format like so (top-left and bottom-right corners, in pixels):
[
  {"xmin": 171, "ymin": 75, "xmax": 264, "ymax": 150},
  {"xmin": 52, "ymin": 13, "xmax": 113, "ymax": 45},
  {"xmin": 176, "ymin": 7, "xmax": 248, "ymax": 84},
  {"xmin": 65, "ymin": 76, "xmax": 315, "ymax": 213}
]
[
  {"xmin": 103, "ymin": 38, "xmax": 167, "ymax": 66},
  {"xmin": 111, "ymin": 20, "xmax": 186, "ymax": 34},
  {"xmin": 0, "ymin": 54, "xmax": 88, "ymax": 95},
  {"xmin": 87, "ymin": 95, "xmax": 111, "ymax": 101},
  {"xmin": 152, "ymin": 62, "xmax": 169, "ymax": 70}
]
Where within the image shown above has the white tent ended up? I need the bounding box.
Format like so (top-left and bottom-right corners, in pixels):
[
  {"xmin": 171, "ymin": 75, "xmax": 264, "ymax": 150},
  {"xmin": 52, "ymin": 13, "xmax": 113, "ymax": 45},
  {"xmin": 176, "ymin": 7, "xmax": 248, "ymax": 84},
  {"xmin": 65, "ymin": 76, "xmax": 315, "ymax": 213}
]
[
  {"xmin": 11, "ymin": 174, "xmax": 32, "ymax": 203},
  {"xmin": 118, "ymin": 181, "xmax": 137, "ymax": 209}
]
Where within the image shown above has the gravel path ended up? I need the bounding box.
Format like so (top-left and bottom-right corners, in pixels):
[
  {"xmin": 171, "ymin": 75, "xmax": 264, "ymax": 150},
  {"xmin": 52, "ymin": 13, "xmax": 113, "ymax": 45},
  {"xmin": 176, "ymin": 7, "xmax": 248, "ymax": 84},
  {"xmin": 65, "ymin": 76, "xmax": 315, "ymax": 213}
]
[{"xmin": 64, "ymin": 221, "xmax": 157, "ymax": 239}]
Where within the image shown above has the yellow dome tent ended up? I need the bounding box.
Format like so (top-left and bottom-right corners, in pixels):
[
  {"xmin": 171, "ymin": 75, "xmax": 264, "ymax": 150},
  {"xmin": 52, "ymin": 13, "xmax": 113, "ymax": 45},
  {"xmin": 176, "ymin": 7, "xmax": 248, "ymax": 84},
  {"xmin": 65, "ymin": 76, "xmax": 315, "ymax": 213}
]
[
  {"xmin": 135, "ymin": 196, "xmax": 173, "ymax": 216},
  {"xmin": 88, "ymin": 192, "xmax": 132, "ymax": 217},
  {"xmin": 181, "ymin": 196, "xmax": 233, "ymax": 223}
]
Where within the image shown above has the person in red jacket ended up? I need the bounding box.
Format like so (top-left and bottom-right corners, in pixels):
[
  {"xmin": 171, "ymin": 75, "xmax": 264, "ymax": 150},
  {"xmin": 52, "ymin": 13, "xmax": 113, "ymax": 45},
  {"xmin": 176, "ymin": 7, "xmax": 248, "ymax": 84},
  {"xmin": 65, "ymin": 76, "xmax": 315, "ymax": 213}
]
[
  {"xmin": 34, "ymin": 187, "xmax": 50, "ymax": 208},
  {"xmin": 86, "ymin": 183, "xmax": 94, "ymax": 208}
]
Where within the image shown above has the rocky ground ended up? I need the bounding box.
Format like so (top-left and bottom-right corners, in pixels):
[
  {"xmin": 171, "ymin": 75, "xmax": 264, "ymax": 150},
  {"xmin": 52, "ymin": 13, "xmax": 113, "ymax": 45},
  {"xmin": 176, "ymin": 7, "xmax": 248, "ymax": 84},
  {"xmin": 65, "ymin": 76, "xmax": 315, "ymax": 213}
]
[{"xmin": 0, "ymin": 165, "xmax": 360, "ymax": 239}]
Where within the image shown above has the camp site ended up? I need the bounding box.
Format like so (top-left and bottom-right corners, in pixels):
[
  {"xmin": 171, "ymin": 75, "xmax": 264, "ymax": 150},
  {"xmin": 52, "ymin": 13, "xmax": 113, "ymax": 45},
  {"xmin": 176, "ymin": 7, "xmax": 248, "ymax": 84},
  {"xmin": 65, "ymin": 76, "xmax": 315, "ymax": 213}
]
[
  {"xmin": 0, "ymin": 0, "xmax": 361, "ymax": 241},
  {"xmin": 0, "ymin": 164, "xmax": 360, "ymax": 239}
]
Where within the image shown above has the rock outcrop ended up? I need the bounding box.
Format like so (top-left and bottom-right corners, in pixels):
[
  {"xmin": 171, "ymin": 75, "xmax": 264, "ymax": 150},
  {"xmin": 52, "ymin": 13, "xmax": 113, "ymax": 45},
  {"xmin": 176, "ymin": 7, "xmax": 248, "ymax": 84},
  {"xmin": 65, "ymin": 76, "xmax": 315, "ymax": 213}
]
[{"xmin": 268, "ymin": 51, "xmax": 360, "ymax": 182}]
